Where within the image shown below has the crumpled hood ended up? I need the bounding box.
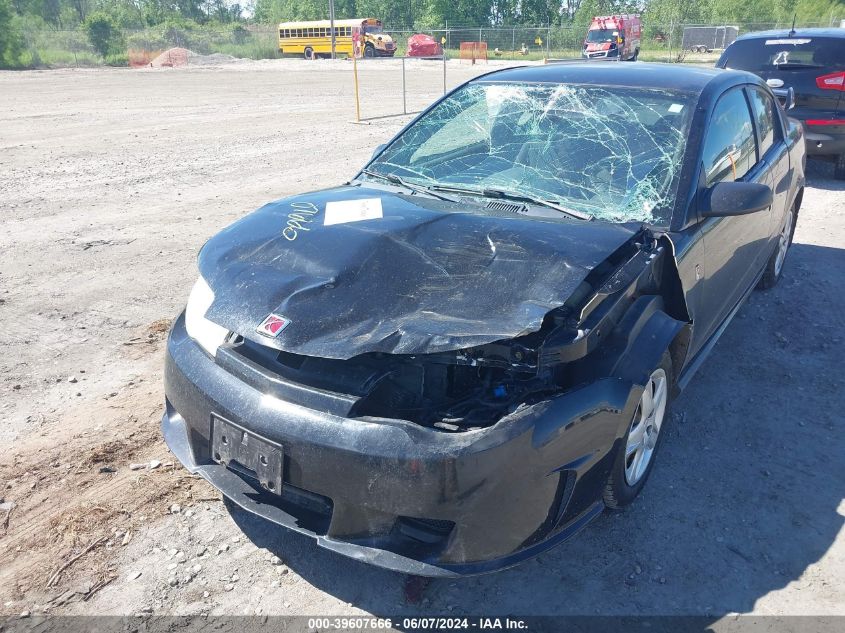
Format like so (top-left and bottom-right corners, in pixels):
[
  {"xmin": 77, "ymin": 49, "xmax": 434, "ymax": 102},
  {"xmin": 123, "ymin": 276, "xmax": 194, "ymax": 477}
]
[
  {"xmin": 585, "ymin": 42, "xmax": 613, "ymax": 52},
  {"xmin": 200, "ymin": 186, "xmax": 637, "ymax": 359}
]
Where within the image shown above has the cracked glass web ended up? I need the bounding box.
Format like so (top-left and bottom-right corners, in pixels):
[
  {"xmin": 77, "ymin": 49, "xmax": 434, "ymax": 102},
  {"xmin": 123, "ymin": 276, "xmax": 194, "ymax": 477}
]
[{"xmin": 369, "ymin": 82, "xmax": 694, "ymax": 224}]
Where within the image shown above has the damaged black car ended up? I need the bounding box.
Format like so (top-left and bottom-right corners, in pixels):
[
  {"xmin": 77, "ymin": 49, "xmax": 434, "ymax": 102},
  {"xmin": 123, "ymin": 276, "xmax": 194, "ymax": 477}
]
[{"xmin": 162, "ymin": 63, "xmax": 805, "ymax": 576}]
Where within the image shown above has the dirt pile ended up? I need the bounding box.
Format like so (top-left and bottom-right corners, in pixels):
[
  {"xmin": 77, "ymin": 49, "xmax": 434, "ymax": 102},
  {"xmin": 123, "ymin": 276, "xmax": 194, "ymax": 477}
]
[
  {"xmin": 150, "ymin": 47, "xmax": 190, "ymax": 67},
  {"xmin": 149, "ymin": 48, "xmax": 241, "ymax": 68}
]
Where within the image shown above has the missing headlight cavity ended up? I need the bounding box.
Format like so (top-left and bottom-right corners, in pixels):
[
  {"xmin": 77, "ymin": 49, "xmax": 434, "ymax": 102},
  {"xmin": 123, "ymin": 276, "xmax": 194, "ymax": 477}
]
[{"xmin": 231, "ymin": 228, "xmax": 676, "ymax": 433}]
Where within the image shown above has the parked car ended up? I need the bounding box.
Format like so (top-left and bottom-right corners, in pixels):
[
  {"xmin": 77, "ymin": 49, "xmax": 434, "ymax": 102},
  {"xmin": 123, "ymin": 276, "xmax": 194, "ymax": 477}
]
[
  {"xmin": 582, "ymin": 14, "xmax": 641, "ymax": 61},
  {"xmin": 163, "ymin": 63, "xmax": 804, "ymax": 576},
  {"xmin": 407, "ymin": 33, "xmax": 442, "ymax": 57},
  {"xmin": 717, "ymin": 28, "xmax": 845, "ymax": 179}
]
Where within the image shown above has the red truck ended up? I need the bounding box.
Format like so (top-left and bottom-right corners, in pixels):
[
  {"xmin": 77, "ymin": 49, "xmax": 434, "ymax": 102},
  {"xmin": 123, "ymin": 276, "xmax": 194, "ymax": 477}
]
[{"xmin": 582, "ymin": 15, "xmax": 641, "ymax": 61}]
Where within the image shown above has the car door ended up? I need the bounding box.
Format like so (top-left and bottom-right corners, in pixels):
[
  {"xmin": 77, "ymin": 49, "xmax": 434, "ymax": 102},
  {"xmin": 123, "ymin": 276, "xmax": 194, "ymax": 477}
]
[
  {"xmin": 746, "ymin": 85, "xmax": 792, "ymax": 244},
  {"xmin": 695, "ymin": 87, "xmax": 775, "ymax": 346}
]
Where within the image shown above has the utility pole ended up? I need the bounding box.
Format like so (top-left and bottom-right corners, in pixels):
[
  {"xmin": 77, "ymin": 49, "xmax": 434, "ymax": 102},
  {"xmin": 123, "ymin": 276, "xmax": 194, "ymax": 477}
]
[{"xmin": 329, "ymin": 0, "xmax": 336, "ymax": 59}]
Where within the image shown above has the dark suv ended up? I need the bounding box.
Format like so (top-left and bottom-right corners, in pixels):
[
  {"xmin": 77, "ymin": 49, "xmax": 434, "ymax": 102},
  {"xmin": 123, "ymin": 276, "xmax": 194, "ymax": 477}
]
[{"xmin": 717, "ymin": 28, "xmax": 845, "ymax": 179}]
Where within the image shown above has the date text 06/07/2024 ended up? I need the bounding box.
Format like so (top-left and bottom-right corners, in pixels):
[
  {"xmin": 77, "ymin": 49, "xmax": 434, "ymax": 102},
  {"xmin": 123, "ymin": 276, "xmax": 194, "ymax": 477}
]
[{"xmin": 306, "ymin": 617, "xmax": 529, "ymax": 630}]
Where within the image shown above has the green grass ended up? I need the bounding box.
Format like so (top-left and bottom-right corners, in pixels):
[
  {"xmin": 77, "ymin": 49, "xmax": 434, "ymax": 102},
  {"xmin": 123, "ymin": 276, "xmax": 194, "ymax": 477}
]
[
  {"xmin": 6, "ymin": 28, "xmax": 284, "ymax": 68},
  {"xmin": 440, "ymin": 46, "xmax": 719, "ymax": 63},
  {"xmin": 442, "ymin": 47, "xmax": 580, "ymax": 61},
  {"xmin": 17, "ymin": 47, "xmax": 101, "ymax": 68},
  {"xmin": 213, "ymin": 33, "xmax": 280, "ymax": 60},
  {"xmin": 8, "ymin": 26, "xmax": 721, "ymax": 69}
]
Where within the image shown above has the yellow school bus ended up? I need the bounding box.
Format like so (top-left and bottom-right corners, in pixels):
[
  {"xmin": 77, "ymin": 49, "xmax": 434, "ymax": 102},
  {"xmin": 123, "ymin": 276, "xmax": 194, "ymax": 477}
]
[{"xmin": 278, "ymin": 18, "xmax": 396, "ymax": 59}]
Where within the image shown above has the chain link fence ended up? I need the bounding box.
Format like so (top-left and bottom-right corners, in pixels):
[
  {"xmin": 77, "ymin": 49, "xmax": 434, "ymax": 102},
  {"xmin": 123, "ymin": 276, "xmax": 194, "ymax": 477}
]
[
  {"xmin": 392, "ymin": 20, "xmax": 843, "ymax": 63},
  {"xmin": 10, "ymin": 19, "xmax": 844, "ymax": 68}
]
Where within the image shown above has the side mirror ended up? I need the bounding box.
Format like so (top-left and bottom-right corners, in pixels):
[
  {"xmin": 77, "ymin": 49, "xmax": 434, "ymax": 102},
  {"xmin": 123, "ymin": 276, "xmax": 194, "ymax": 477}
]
[
  {"xmin": 772, "ymin": 87, "xmax": 796, "ymax": 110},
  {"xmin": 371, "ymin": 143, "xmax": 386, "ymax": 160},
  {"xmin": 700, "ymin": 181, "xmax": 773, "ymax": 218}
]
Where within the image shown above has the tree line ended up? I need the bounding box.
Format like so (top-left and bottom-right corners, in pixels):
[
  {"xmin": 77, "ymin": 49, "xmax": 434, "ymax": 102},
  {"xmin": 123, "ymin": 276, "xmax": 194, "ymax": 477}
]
[
  {"xmin": 1, "ymin": 0, "xmax": 842, "ymax": 67},
  {"xmin": 5, "ymin": 0, "xmax": 843, "ymax": 29},
  {"xmin": 255, "ymin": 0, "xmax": 843, "ymax": 28}
]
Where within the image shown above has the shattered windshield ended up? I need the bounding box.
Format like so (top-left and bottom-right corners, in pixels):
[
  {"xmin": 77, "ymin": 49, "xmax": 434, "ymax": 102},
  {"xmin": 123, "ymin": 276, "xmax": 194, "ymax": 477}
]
[{"xmin": 368, "ymin": 82, "xmax": 694, "ymax": 224}]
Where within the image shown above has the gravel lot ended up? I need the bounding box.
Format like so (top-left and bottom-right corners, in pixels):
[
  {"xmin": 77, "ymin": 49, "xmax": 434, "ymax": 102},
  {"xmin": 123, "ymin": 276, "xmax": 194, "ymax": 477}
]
[{"xmin": 0, "ymin": 59, "xmax": 843, "ymax": 622}]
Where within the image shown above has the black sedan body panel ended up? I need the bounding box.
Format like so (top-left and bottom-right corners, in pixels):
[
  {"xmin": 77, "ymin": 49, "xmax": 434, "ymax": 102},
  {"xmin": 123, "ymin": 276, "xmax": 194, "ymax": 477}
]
[
  {"xmin": 164, "ymin": 314, "xmax": 643, "ymax": 575},
  {"xmin": 162, "ymin": 63, "xmax": 804, "ymax": 575},
  {"xmin": 200, "ymin": 187, "xmax": 638, "ymax": 359}
]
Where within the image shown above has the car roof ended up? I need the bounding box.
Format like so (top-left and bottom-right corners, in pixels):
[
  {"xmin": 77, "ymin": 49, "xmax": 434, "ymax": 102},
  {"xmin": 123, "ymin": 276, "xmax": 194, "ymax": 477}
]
[
  {"xmin": 470, "ymin": 62, "xmax": 756, "ymax": 96},
  {"xmin": 734, "ymin": 27, "xmax": 845, "ymax": 41}
]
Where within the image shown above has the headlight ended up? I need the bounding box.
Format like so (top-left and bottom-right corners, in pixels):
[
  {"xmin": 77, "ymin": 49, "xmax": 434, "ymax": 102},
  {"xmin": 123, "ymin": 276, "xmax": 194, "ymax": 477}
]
[{"xmin": 185, "ymin": 276, "xmax": 229, "ymax": 357}]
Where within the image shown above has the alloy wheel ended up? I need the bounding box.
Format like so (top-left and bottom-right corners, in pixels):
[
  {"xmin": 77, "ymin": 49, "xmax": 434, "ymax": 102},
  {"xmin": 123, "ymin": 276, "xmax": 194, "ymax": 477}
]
[
  {"xmin": 774, "ymin": 208, "xmax": 795, "ymax": 277},
  {"xmin": 624, "ymin": 368, "xmax": 668, "ymax": 486}
]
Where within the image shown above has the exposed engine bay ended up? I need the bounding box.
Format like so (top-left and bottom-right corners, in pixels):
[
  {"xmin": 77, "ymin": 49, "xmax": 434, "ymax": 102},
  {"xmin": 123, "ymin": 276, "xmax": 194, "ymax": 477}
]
[{"xmin": 220, "ymin": 229, "xmax": 684, "ymax": 432}]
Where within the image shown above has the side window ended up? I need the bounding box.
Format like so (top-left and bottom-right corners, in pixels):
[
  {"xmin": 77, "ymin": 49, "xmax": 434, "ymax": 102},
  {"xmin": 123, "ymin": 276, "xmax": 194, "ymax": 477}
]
[
  {"xmin": 747, "ymin": 87, "xmax": 781, "ymax": 157},
  {"xmin": 702, "ymin": 89, "xmax": 756, "ymax": 187}
]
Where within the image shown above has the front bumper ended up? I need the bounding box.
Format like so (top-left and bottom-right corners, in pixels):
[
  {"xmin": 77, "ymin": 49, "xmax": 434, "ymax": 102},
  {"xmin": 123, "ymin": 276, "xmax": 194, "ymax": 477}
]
[
  {"xmin": 582, "ymin": 49, "xmax": 620, "ymax": 60},
  {"xmin": 163, "ymin": 313, "xmax": 640, "ymax": 576}
]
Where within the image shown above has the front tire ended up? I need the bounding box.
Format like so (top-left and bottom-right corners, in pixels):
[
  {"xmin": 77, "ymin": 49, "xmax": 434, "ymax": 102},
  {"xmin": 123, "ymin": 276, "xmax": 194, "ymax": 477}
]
[
  {"xmin": 758, "ymin": 200, "xmax": 797, "ymax": 289},
  {"xmin": 364, "ymin": 44, "xmax": 375, "ymax": 58},
  {"xmin": 304, "ymin": 47, "xmax": 315, "ymax": 60},
  {"xmin": 604, "ymin": 351, "xmax": 673, "ymax": 509}
]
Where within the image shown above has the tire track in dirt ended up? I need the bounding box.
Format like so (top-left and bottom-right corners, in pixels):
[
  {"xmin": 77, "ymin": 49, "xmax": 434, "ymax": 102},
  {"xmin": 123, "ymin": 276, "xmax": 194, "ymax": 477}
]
[{"xmin": 0, "ymin": 354, "xmax": 216, "ymax": 609}]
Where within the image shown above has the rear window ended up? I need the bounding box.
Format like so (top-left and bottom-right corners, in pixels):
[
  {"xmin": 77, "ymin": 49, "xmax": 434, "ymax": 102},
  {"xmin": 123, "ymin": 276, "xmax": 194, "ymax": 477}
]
[{"xmin": 721, "ymin": 37, "xmax": 845, "ymax": 71}]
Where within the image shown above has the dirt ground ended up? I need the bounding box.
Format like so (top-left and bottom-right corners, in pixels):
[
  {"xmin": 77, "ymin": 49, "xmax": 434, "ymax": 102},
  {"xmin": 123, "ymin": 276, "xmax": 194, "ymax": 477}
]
[{"xmin": 0, "ymin": 58, "xmax": 843, "ymax": 622}]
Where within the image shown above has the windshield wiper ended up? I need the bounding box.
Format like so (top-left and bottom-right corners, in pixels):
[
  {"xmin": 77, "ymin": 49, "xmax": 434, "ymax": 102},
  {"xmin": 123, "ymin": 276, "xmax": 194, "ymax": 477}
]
[
  {"xmin": 430, "ymin": 184, "xmax": 594, "ymax": 221},
  {"xmin": 359, "ymin": 169, "xmax": 461, "ymax": 202}
]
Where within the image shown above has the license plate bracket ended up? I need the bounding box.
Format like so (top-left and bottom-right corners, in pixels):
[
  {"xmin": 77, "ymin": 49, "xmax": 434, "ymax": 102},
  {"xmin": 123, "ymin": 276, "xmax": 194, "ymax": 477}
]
[{"xmin": 211, "ymin": 416, "xmax": 283, "ymax": 494}]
